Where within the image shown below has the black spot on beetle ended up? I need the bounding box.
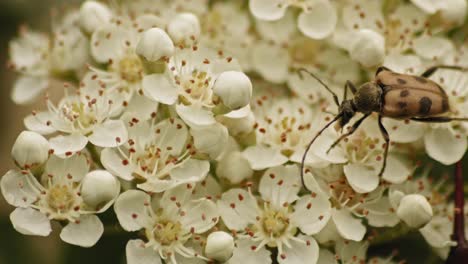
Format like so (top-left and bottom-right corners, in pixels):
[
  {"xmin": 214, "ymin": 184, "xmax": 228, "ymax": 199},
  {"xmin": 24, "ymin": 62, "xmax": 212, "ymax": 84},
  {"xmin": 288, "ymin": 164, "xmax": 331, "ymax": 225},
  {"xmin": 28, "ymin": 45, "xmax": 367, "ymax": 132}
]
[
  {"xmin": 398, "ymin": 101, "xmax": 408, "ymax": 109},
  {"xmin": 400, "ymin": 90, "xmax": 410, "ymax": 97},
  {"xmin": 414, "ymin": 76, "xmax": 428, "ymax": 84},
  {"xmin": 419, "ymin": 97, "xmax": 432, "ymax": 115},
  {"xmin": 397, "ymin": 78, "xmax": 407, "ymax": 85}
]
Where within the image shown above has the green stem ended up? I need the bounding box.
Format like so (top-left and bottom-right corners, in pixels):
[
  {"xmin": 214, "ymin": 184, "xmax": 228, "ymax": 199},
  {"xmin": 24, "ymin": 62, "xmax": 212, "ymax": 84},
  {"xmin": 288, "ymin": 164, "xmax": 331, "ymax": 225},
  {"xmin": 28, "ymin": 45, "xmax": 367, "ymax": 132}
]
[{"xmin": 86, "ymin": 143, "xmax": 103, "ymax": 169}]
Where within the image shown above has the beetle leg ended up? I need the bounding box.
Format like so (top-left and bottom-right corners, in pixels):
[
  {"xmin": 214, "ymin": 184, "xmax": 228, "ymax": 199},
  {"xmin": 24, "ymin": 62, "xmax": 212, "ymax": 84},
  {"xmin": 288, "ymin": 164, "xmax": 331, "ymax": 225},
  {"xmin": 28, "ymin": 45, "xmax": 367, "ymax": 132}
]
[
  {"xmin": 411, "ymin": 116, "xmax": 468, "ymax": 123},
  {"xmin": 378, "ymin": 115, "xmax": 390, "ymax": 177},
  {"xmin": 421, "ymin": 65, "xmax": 468, "ymax": 78},
  {"xmin": 326, "ymin": 114, "xmax": 370, "ymax": 154},
  {"xmin": 375, "ymin": 66, "xmax": 392, "ymax": 76},
  {"xmin": 344, "ymin": 81, "xmax": 358, "ymax": 100}
]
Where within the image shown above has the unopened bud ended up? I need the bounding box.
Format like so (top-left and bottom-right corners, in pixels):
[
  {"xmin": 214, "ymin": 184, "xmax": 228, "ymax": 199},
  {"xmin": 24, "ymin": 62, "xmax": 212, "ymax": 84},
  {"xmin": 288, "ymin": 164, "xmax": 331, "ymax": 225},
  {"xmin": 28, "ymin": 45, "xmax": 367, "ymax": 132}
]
[
  {"xmin": 349, "ymin": 29, "xmax": 385, "ymax": 68},
  {"xmin": 81, "ymin": 170, "xmax": 120, "ymax": 211},
  {"xmin": 136, "ymin": 28, "xmax": 174, "ymax": 62},
  {"xmin": 79, "ymin": 1, "xmax": 112, "ymax": 33},
  {"xmin": 11, "ymin": 131, "xmax": 49, "ymax": 169},
  {"xmin": 216, "ymin": 151, "xmax": 253, "ymax": 184},
  {"xmin": 167, "ymin": 13, "xmax": 200, "ymax": 44},
  {"xmin": 397, "ymin": 194, "xmax": 433, "ymax": 229},
  {"xmin": 213, "ymin": 71, "xmax": 252, "ymax": 111},
  {"xmin": 205, "ymin": 231, "xmax": 235, "ymax": 262}
]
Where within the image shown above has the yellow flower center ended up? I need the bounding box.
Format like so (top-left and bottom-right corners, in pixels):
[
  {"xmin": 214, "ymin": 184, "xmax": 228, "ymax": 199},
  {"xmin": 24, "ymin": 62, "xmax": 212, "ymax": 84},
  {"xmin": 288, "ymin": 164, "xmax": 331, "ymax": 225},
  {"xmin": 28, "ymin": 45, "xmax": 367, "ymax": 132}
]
[
  {"xmin": 47, "ymin": 184, "xmax": 76, "ymax": 213},
  {"xmin": 177, "ymin": 70, "xmax": 212, "ymax": 105},
  {"xmin": 261, "ymin": 209, "xmax": 289, "ymax": 238},
  {"xmin": 118, "ymin": 56, "xmax": 144, "ymax": 83},
  {"xmin": 152, "ymin": 220, "xmax": 183, "ymax": 246}
]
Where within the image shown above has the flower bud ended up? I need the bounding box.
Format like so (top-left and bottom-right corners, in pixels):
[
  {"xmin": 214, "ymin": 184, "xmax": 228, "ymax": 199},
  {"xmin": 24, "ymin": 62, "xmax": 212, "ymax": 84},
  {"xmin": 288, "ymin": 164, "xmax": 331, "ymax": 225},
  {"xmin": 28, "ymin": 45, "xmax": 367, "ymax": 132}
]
[
  {"xmin": 216, "ymin": 151, "xmax": 253, "ymax": 184},
  {"xmin": 136, "ymin": 28, "xmax": 174, "ymax": 62},
  {"xmin": 167, "ymin": 13, "xmax": 200, "ymax": 44},
  {"xmin": 81, "ymin": 170, "xmax": 120, "ymax": 211},
  {"xmin": 11, "ymin": 131, "xmax": 49, "ymax": 169},
  {"xmin": 213, "ymin": 71, "xmax": 252, "ymax": 110},
  {"xmin": 349, "ymin": 29, "xmax": 385, "ymax": 68},
  {"xmin": 397, "ymin": 194, "xmax": 433, "ymax": 229},
  {"xmin": 79, "ymin": 1, "xmax": 112, "ymax": 33},
  {"xmin": 205, "ymin": 231, "xmax": 235, "ymax": 262}
]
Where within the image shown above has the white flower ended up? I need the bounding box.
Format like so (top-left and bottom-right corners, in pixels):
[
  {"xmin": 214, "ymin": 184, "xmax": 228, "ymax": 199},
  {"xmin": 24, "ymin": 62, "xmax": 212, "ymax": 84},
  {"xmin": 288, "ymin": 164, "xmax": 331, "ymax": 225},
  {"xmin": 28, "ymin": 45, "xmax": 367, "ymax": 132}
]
[
  {"xmin": 249, "ymin": 0, "xmax": 337, "ymax": 40},
  {"xmin": 101, "ymin": 118, "xmax": 208, "ymax": 193},
  {"xmin": 213, "ymin": 71, "xmax": 252, "ymax": 111},
  {"xmin": 114, "ymin": 185, "xmax": 219, "ymax": 264},
  {"xmin": 348, "ymin": 29, "xmax": 385, "ymax": 68},
  {"xmin": 0, "ymin": 154, "xmax": 120, "ymax": 247},
  {"xmin": 79, "ymin": 1, "xmax": 112, "ymax": 33},
  {"xmin": 396, "ymin": 194, "xmax": 433, "ymax": 228},
  {"xmin": 167, "ymin": 13, "xmax": 201, "ymax": 45},
  {"xmin": 11, "ymin": 131, "xmax": 49, "ymax": 170},
  {"xmin": 411, "ymin": 0, "xmax": 467, "ymax": 26},
  {"xmin": 205, "ymin": 231, "xmax": 235, "ymax": 262},
  {"xmin": 136, "ymin": 28, "xmax": 175, "ymax": 62},
  {"xmin": 218, "ymin": 165, "xmax": 329, "ymax": 264}
]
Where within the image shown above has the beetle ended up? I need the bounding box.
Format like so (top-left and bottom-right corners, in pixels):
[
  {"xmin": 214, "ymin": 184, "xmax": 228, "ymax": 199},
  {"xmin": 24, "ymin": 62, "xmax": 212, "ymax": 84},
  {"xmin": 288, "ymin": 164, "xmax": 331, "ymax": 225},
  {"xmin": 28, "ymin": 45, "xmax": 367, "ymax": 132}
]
[{"xmin": 299, "ymin": 65, "xmax": 468, "ymax": 189}]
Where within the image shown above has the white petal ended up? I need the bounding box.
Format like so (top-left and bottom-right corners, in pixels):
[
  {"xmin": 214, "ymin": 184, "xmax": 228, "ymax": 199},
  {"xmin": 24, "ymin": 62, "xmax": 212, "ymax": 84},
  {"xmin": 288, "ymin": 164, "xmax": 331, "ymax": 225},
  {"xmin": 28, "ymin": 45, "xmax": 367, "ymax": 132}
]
[
  {"xmin": 297, "ymin": 1, "xmax": 337, "ymax": 40},
  {"xmin": 126, "ymin": 240, "xmax": 162, "ymax": 264},
  {"xmin": 45, "ymin": 154, "xmax": 89, "ymax": 182},
  {"xmin": 81, "ymin": 170, "xmax": 121, "ymax": 212},
  {"xmin": 170, "ymin": 159, "xmax": 210, "ymax": 183},
  {"xmin": 413, "ymin": 35, "xmax": 454, "ymax": 60},
  {"xmin": 142, "ymin": 73, "xmax": 178, "ymax": 105},
  {"xmin": 24, "ymin": 111, "xmax": 57, "ymax": 135},
  {"xmin": 114, "ymin": 190, "xmax": 152, "ymax": 231},
  {"xmin": 242, "ymin": 145, "xmax": 288, "ymax": 170},
  {"xmin": 180, "ymin": 199, "xmax": 219, "ymax": 233},
  {"xmin": 317, "ymin": 249, "xmax": 337, "ymax": 264},
  {"xmin": 11, "ymin": 76, "xmax": 48, "ymax": 105},
  {"xmin": 291, "ymin": 194, "xmax": 331, "ymax": 235},
  {"xmin": 175, "ymin": 104, "xmax": 216, "ymax": 127},
  {"xmin": 60, "ymin": 215, "xmax": 103, "ymax": 247},
  {"xmin": 279, "ymin": 235, "xmax": 319, "ymax": 264},
  {"xmin": 217, "ymin": 189, "xmax": 259, "ymax": 230},
  {"xmin": 154, "ymin": 118, "xmax": 189, "ymax": 155},
  {"xmin": 88, "ymin": 120, "xmax": 128, "ymax": 147},
  {"xmin": 49, "ymin": 133, "xmax": 88, "ymax": 156},
  {"xmin": 382, "ymin": 118, "xmax": 425, "ymax": 143},
  {"xmin": 335, "ymin": 240, "xmax": 369, "ymax": 262},
  {"xmin": 101, "ymin": 148, "xmax": 136, "ymax": 181},
  {"xmin": 383, "ymin": 53, "xmax": 422, "ymax": 75},
  {"xmin": 411, "ymin": 0, "xmax": 440, "ymax": 14},
  {"xmin": 365, "ymin": 197, "xmax": 400, "ymax": 227},
  {"xmin": 191, "ymin": 123, "xmax": 228, "ymax": 159},
  {"xmin": 1, "ymin": 170, "xmax": 39, "ymax": 207},
  {"xmin": 249, "ymin": 0, "xmax": 286, "ymax": 21},
  {"xmin": 332, "ymin": 209, "xmax": 366, "ymax": 241},
  {"xmin": 424, "ymin": 127, "xmax": 467, "ymax": 165},
  {"xmin": 227, "ymin": 239, "xmax": 272, "ymax": 264},
  {"xmin": 343, "ymin": 163, "xmax": 379, "ymax": 193},
  {"xmin": 259, "ymin": 165, "xmax": 301, "ymax": 208},
  {"xmin": 10, "ymin": 207, "xmax": 51, "ymax": 236},
  {"xmin": 121, "ymin": 93, "xmax": 159, "ymax": 122},
  {"xmin": 381, "ymin": 155, "xmax": 411, "ymax": 184},
  {"xmin": 90, "ymin": 25, "xmax": 127, "ymax": 63},
  {"xmin": 311, "ymin": 130, "xmax": 348, "ymax": 164},
  {"xmin": 349, "ymin": 29, "xmax": 385, "ymax": 68},
  {"xmin": 251, "ymin": 42, "xmax": 289, "ymax": 83}
]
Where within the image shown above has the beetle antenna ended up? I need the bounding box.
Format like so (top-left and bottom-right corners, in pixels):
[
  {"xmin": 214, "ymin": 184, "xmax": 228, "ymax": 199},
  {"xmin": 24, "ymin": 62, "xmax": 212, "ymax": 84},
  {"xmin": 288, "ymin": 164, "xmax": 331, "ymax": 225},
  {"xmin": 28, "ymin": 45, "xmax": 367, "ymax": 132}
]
[
  {"xmin": 297, "ymin": 68, "xmax": 340, "ymax": 107},
  {"xmin": 300, "ymin": 113, "xmax": 343, "ymax": 190}
]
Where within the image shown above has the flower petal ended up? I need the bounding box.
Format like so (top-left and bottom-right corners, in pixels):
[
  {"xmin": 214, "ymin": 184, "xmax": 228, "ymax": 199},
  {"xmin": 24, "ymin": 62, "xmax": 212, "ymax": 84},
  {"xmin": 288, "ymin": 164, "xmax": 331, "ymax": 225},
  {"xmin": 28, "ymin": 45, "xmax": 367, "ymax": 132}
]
[
  {"xmin": 242, "ymin": 145, "xmax": 288, "ymax": 170},
  {"xmin": 291, "ymin": 194, "xmax": 331, "ymax": 235},
  {"xmin": 343, "ymin": 163, "xmax": 379, "ymax": 193},
  {"xmin": 297, "ymin": 1, "xmax": 337, "ymax": 39},
  {"xmin": 217, "ymin": 189, "xmax": 259, "ymax": 230},
  {"xmin": 24, "ymin": 111, "xmax": 57, "ymax": 135},
  {"xmin": 170, "ymin": 159, "xmax": 210, "ymax": 183},
  {"xmin": 60, "ymin": 215, "xmax": 103, "ymax": 247},
  {"xmin": 1, "ymin": 170, "xmax": 39, "ymax": 207},
  {"xmin": 332, "ymin": 209, "xmax": 366, "ymax": 241},
  {"xmin": 424, "ymin": 127, "xmax": 467, "ymax": 165},
  {"xmin": 101, "ymin": 148, "xmax": 136, "ymax": 181},
  {"xmin": 317, "ymin": 248, "xmax": 337, "ymax": 264},
  {"xmin": 413, "ymin": 35, "xmax": 454, "ymax": 60},
  {"xmin": 45, "ymin": 154, "xmax": 89, "ymax": 182},
  {"xmin": 88, "ymin": 120, "xmax": 128, "ymax": 147},
  {"xmin": 279, "ymin": 235, "xmax": 319, "ymax": 264},
  {"xmin": 382, "ymin": 118, "xmax": 425, "ymax": 143},
  {"xmin": 114, "ymin": 190, "xmax": 152, "ymax": 231},
  {"xmin": 142, "ymin": 73, "xmax": 178, "ymax": 105},
  {"xmin": 191, "ymin": 123, "xmax": 229, "ymax": 159},
  {"xmin": 154, "ymin": 118, "xmax": 189, "ymax": 155},
  {"xmin": 249, "ymin": 0, "xmax": 286, "ymax": 21},
  {"xmin": 121, "ymin": 93, "xmax": 159, "ymax": 122},
  {"xmin": 180, "ymin": 198, "xmax": 219, "ymax": 233},
  {"xmin": 381, "ymin": 155, "xmax": 411, "ymax": 184},
  {"xmin": 227, "ymin": 239, "xmax": 272, "ymax": 264},
  {"xmin": 251, "ymin": 42, "xmax": 289, "ymax": 83},
  {"xmin": 11, "ymin": 76, "xmax": 48, "ymax": 105},
  {"xmin": 49, "ymin": 133, "xmax": 88, "ymax": 157},
  {"xmin": 259, "ymin": 165, "xmax": 301, "ymax": 209},
  {"xmin": 10, "ymin": 207, "xmax": 51, "ymax": 236},
  {"xmin": 126, "ymin": 239, "xmax": 162, "ymax": 264},
  {"xmin": 90, "ymin": 25, "xmax": 128, "ymax": 63},
  {"xmin": 175, "ymin": 104, "xmax": 216, "ymax": 127}
]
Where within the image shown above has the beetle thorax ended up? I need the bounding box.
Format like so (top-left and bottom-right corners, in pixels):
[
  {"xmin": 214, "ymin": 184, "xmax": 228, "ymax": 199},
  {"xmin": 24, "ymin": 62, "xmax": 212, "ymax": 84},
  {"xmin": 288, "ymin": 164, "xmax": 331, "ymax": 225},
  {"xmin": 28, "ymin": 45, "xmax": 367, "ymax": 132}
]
[{"xmin": 353, "ymin": 82, "xmax": 382, "ymax": 114}]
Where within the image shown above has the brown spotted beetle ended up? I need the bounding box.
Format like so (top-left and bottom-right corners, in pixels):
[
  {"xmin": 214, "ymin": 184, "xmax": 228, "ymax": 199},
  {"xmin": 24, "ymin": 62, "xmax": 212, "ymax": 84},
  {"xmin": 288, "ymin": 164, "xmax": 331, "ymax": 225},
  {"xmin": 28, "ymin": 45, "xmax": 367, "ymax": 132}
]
[{"xmin": 299, "ymin": 65, "xmax": 468, "ymax": 189}]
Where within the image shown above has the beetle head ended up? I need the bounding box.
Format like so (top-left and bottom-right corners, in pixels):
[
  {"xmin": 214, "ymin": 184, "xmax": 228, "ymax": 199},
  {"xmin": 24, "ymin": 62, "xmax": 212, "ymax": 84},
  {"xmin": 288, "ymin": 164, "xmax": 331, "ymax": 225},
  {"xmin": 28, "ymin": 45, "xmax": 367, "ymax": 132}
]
[{"xmin": 337, "ymin": 100, "xmax": 356, "ymax": 129}]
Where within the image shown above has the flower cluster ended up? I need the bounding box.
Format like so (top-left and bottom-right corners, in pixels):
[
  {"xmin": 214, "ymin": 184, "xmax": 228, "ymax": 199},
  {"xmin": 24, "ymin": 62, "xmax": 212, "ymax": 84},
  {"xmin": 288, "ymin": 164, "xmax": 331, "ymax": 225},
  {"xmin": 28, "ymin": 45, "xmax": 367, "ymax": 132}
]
[{"xmin": 2, "ymin": 0, "xmax": 468, "ymax": 263}]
